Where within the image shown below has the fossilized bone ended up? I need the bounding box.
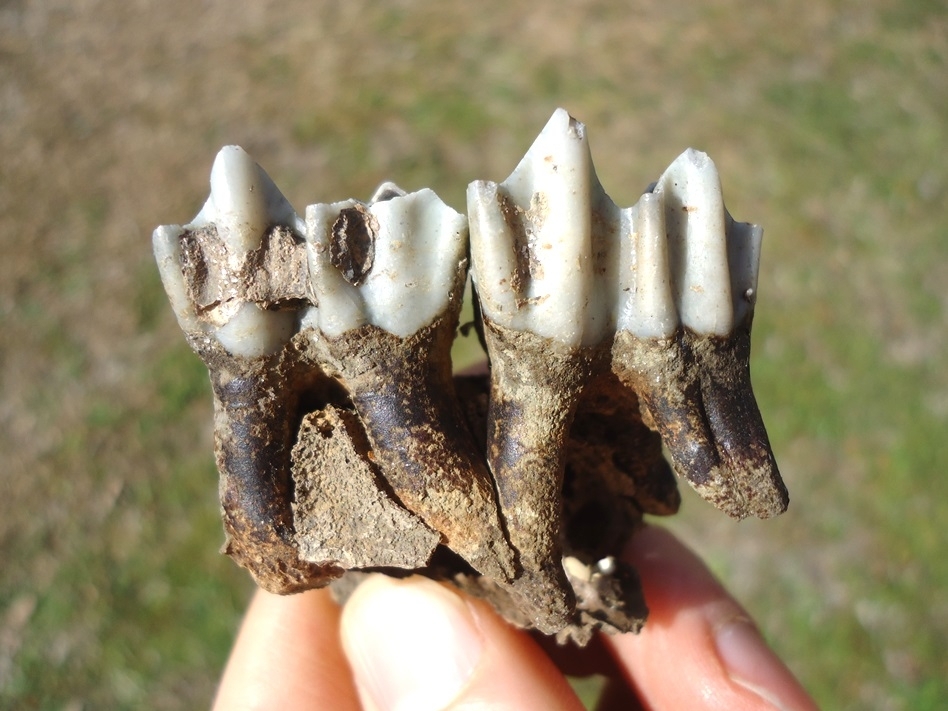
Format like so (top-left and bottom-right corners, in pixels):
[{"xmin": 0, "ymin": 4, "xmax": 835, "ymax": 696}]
[{"xmin": 153, "ymin": 109, "xmax": 787, "ymax": 643}]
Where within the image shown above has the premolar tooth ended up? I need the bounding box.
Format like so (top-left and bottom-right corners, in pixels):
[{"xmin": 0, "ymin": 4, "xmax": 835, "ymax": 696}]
[
  {"xmin": 159, "ymin": 145, "xmax": 303, "ymax": 358},
  {"xmin": 654, "ymin": 148, "xmax": 733, "ymax": 336},
  {"xmin": 306, "ymin": 186, "xmax": 517, "ymax": 582},
  {"xmin": 152, "ymin": 146, "xmax": 338, "ymax": 592}
]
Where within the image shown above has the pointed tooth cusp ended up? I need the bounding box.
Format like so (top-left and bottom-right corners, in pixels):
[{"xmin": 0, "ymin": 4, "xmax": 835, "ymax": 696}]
[
  {"xmin": 306, "ymin": 188, "xmax": 468, "ymax": 339},
  {"xmin": 468, "ymin": 108, "xmax": 613, "ymax": 348},
  {"xmin": 194, "ymin": 145, "xmax": 301, "ymax": 253},
  {"xmin": 653, "ymin": 148, "xmax": 734, "ymax": 336}
]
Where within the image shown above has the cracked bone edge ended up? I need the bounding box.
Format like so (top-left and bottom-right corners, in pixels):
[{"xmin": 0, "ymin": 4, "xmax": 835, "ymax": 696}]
[
  {"xmin": 467, "ymin": 107, "xmax": 614, "ymax": 349},
  {"xmin": 304, "ymin": 187, "xmax": 468, "ymax": 339},
  {"xmin": 153, "ymin": 145, "xmax": 300, "ymax": 357}
]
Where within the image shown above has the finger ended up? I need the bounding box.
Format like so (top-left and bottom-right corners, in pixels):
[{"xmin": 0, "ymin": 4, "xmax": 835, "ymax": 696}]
[
  {"xmin": 341, "ymin": 574, "xmax": 585, "ymax": 711},
  {"xmin": 213, "ymin": 587, "xmax": 360, "ymax": 711},
  {"xmin": 603, "ymin": 526, "xmax": 818, "ymax": 710}
]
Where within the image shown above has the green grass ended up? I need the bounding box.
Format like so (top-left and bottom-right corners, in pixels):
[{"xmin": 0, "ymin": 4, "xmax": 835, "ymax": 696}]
[{"xmin": 2, "ymin": 0, "xmax": 945, "ymax": 708}]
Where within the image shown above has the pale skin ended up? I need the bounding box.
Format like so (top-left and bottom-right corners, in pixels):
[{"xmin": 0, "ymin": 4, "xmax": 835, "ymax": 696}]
[{"xmin": 213, "ymin": 526, "xmax": 819, "ymax": 710}]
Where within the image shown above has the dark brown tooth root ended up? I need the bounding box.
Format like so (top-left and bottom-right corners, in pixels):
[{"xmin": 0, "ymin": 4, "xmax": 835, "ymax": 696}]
[
  {"xmin": 481, "ymin": 322, "xmax": 597, "ymax": 633},
  {"xmin": 317, "ymin": 312, "xmax": 518, "ymax": 583},
  {"xmin": 685, "ymin": 327, "xmax": 788, "ymax": 519},
  {"xmin": 205, "ymin": 345, "xmax": 343, "ymax": 593},
  {"xmin": 612, "ymin": 327, "xmax": 787, "ymax": 520}
]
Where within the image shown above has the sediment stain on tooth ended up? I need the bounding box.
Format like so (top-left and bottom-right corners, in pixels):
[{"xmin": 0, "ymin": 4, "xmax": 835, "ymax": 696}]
[{"xmin": 331, "ymin": 204, "xmax": 377, "ymax": 286}]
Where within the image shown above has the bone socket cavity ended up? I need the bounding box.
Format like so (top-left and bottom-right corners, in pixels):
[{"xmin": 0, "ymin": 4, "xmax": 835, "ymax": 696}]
[{"xmin": 305, "ymin": 186, "xmax": 518, "ymax": 583}]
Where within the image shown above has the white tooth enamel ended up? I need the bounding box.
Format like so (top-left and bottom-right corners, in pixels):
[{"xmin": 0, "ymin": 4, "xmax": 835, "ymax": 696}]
[
  {"xmin": 306, "ymin": 188, "xmax": 468, "ymax": 339},
  {"xmin": 192, "ymin": 145, "xmax": 302, "ymax": 254},
  {"xmin": 725, "ymin": 212, "xmax": 762, "ymax": 326},
  {"xmin": 654, "ymin": 149, "xmax": 734, "ymax": 336},
  {"xmin": 152, "ymin": 223, "xmax": 201, "ymax": 333},
  {"xmin": 616, "ymin": 192, "xmax": 679, "ymax": 338},
  {"xmin": 186, "ymin": 145, "xmax": 303, "ymax": 357},
  {"xmin": 466, "ymin": 180, "xmax": 519, "ymax": 318},
  {"xmin": 468, "ymin": 108, "xmax": 611, "ymax": 348},
  {"xmin": 215, "ymin": 301, "xmax": 296, "ymax": 357},
  {"xmin": 305, "ymin": 200, "xmax": 368, "ymax": 336}
]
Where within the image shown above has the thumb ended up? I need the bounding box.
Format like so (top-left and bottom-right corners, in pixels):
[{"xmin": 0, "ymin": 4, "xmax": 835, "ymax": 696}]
[{"xmin": 340, "ymin": 575, "xmax": 583, "ymax": 711}]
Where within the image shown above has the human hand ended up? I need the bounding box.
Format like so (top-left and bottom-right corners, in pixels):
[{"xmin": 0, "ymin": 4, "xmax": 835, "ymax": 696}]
[{"xmin": 212, "ymin": 526, "xmax": 818, "ymax": 710}]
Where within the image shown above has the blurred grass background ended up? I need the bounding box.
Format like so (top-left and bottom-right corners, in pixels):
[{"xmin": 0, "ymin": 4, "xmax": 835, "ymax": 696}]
[{"xmin": 1, "ymin": 0, "xmax": 946, "ymax": 708}]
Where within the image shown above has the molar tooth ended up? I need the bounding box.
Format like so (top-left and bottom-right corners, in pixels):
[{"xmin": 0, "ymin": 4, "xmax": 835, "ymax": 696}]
[
  {"xmin": 612, "ymin": 151, "xmax": 787, "ymax": 520},
  {"xmin": 306, "ymin": 186, "xmax": 517, "ymax": 582},
  {"xmin": 654, "ymin": 149, "xmax": 734, "ymax": 336},
  {"xmin": 468, "ymin": 108, "xmax": 619, "ymax": 632}
]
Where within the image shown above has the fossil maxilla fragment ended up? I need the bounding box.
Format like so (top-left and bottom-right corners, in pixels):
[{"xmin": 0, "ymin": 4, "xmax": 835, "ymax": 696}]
[
  {"xmin": 153, "ymin": 146, "xmax": 341, "ymax": 592},
  {"xmin": 610, "ymin": 149, "xmax": 788, "ymax": 519},
  {"xmin": 304, "ymin": 184, "xmax": 517, "ymax": 582},
  {"xmin": 152, "ymin": 113, "xmax": 788, "ymax": 643}
]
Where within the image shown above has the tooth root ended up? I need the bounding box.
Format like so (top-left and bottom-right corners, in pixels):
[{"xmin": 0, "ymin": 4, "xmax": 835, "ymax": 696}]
[
  {"xmin": 619, "ymin": 192, "xmax": 679, "ymax": 338},
  {"xmin": 689, "ymin": 330, "xmax": 789, "ymax": 518},
  {"xmin": 468, "ymin": 107, "xmax": 609, "ymax": 348},
  {"xmin": 726, "ymin": 213, "xmax": 763, "ymax": 326},
  {"xmin": 655, "ymin": 149, "xmax": 734, "ymax": 336}
]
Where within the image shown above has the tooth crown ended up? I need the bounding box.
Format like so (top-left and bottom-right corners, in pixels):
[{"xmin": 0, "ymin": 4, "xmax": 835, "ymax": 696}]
[
  {"xmin": 306, "ymin": 186, "xmax": 468, "ymax": 339},
  {"xmin": 468, "ymin": 108, "xmax": 613, "ymax": 349},
  {"xmin": 152, "ymin": 108, "xmax": 786, "ymax": 641},
  {"xmin": 152, "ymin": 145, "xmax": 301, "ymax": 358}
]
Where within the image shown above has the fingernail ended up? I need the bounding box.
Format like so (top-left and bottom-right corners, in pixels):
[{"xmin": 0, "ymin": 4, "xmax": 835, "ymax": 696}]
[
  {"xmin": 342, "ymin": 576, "xmax": 484, "ymax": 711},
  {"xmin": 713, "ymin": 610, "xmax": 796, "ymax": 710}
]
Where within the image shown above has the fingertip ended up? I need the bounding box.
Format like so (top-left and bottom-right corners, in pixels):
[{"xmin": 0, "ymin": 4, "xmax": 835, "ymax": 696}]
[
  {"xmin": 341, "ymin": 575, "xmax": 584, "ymax": 711},
  {"xmin": 605, "ymin": 526, "xmax": 818, "ymax": 710},
  {"xmin": 214, "ymin": 588, "xmax": 360, "ymax": 711}
]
